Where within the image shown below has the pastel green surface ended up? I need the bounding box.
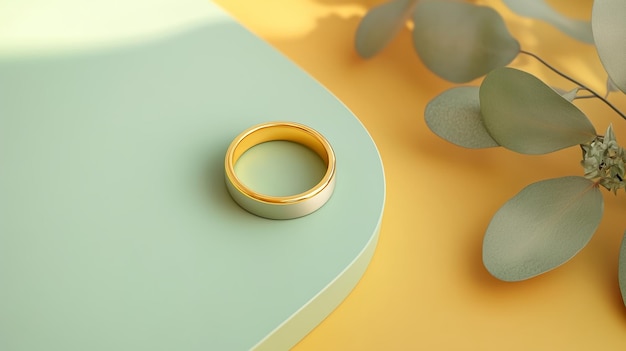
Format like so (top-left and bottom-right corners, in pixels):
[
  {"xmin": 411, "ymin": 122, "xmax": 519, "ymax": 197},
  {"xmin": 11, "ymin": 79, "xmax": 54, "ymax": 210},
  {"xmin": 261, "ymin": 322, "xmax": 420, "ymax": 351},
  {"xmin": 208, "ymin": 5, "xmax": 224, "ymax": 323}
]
[{"xmin": 0, "ymin": 1, "xmax": 385, "ymax": 350}]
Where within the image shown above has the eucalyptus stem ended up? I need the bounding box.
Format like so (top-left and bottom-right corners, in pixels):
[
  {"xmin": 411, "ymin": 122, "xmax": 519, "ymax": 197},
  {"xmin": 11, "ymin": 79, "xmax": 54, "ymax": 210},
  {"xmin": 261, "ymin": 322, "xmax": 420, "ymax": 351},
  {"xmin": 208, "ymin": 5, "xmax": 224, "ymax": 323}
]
[{"xmin": 519, "ymin": 50, "xmax": 626, "ymax": 121}]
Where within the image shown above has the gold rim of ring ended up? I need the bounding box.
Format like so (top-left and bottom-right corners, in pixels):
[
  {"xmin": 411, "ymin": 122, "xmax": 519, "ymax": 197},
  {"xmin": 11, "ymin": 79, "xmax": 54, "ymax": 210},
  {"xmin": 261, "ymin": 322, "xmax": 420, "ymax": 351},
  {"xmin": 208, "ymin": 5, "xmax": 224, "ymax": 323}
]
[{"xmin": 224, "ymin": 121, "xmax": 336, "ymax": 205}]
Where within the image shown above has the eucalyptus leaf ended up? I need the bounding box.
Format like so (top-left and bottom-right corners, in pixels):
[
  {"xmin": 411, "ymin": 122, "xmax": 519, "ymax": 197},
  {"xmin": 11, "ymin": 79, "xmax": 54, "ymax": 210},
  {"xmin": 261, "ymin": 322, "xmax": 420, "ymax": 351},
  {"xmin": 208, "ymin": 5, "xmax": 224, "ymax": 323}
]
[
  {"xmin": 483, "ymin": 176, "xmax": 603, "ymax": 281},
  {"xmin": 559, "ymin": 87, "xmax": 579, "ymax": 102},
  {"xmin": 620, "ymin": 231, "xmax": 626, "ymax": 305},
  {"xmin": 355, "ymin": 0, "xmax": 418, "ymax": 58},
  {"xmin": 412, "ymin": 1, "xmax": 519, "ymax": 83},
  {"xmin": 606, "ymin": 77, "xmax": 619, "ymax": 98},
  {"xmin": 551, "ymin": 87, "xmax": 580, "ymax": 102},
  {"xmin": 502, "ymin": 0, "xmax": 593, "ymax": 43},
  {"xmin": 424, "ymin": 87, "xmax": 499, "ymax": 148},
  {"xmin": 480, "ymin": 68, "xmax": 596, "ymax": 154},
  {"xmin": 592, "ymin": 0, "xmax": 626, "ymax": 93}
]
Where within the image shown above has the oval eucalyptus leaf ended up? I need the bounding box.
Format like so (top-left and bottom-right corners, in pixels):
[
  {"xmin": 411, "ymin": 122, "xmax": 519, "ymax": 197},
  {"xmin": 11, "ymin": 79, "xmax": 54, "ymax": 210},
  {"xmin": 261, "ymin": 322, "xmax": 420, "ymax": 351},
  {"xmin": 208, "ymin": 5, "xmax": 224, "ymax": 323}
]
[
  {"xmin": 620, "ymin": 231, "xmax": 626, "ymax": 305},
  {"xmin": 412, "ymin": 1, "xmax": 519, "ymax": 83},
  {"xmin": 483, "ymin": 176, "xmax": 603, "ymax": 281},
  {"xmin": 560, "ymin": 87, "xmax": 579, "ymax": 102},
  {"xmin": 606, "ymin": 77, "xmax": 619, "ymax": 97},
  {"xmin": 553, "ymin": 87, "xmax": 579, "ymax": 102},
  {"xmin": 503, "ymin": 0, "xmax": 593, "ymax": 43},
  {"xmin": 425, "ymin": 87, "xmax": 499, "ymax": 148},
  {"xmin": 480, "ymin": 68, "xmax": 596, "ymax": 154},
  {"xmin": 355, "ymin": 0, "xmax": 418, "ymax": 58},
  {"xmin": 592, "ymin": 0, "xmax": 626, "ymax": 93}
]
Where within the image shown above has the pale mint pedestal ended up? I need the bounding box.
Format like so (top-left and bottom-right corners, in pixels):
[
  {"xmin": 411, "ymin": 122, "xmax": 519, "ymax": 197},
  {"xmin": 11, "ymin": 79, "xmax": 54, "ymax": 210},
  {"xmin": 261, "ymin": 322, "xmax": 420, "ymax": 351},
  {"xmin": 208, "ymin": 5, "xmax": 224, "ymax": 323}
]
[{"xmin": 0, "ymin": 2, "xmax": 385, "ymax": 350}]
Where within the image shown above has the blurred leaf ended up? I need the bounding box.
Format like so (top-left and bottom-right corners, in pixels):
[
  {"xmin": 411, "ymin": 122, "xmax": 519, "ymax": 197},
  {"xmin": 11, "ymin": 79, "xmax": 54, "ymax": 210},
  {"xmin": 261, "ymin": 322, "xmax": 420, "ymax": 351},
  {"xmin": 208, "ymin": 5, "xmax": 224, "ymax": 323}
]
[
  {"xmin": 558, "ymin": 87, "xmax": 579, "ymax": 102},
  {"xmin": 592, "ymin": 0, "xmax": 626, "ymax": 93},
  {"xmin": 483, "ymin": 176, "xmax": 603, "ymax": 281},
  {"xmin": 480, "ymin": 68, "xmax": 596, "ymax": 154},
  {"xmin": 606, "ymin": 77, "xmax": 619, "ymax": 97},
  {"xmin": 355, "ymin": 0, "xmax": 418, "ymax": 58},
  {"xmin": 424, "ymin": 87, "xmax": 499, "ymax": 148},
  {"xmin": 503, "ymin": 0, "xmax": 593, "ymax": 43},
  {"xmin": 412, "ymin": 1, "xmax": 519, "ymax": 83},
  {"xmin": 618, "ymin": 233, "xmax": 626, "ymax": 304}
]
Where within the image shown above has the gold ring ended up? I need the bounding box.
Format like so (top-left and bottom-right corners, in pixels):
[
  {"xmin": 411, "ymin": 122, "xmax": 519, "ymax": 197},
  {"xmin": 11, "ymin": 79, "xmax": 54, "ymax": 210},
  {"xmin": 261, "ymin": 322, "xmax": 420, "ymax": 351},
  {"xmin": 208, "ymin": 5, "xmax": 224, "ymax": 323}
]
[{"xmin": 224, "ymin": 122, "xmax": 336, "ymax": 219}]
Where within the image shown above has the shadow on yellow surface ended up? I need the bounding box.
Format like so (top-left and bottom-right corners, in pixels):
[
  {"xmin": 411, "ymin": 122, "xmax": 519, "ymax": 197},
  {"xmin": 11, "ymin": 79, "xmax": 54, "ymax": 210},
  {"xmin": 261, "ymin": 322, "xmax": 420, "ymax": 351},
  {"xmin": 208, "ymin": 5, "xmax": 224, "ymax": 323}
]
[{"xmin": 216, "ymin": 0, "xmax": 626, "ymax": 349}]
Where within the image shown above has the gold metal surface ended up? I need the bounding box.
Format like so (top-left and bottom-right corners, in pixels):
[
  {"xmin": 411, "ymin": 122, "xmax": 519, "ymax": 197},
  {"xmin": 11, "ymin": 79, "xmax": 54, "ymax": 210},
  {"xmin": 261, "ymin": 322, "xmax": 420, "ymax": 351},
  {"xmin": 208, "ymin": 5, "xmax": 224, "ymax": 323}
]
[{"xmin": 225, "ymin": 122, "xmax": 336, "ymax": 205}]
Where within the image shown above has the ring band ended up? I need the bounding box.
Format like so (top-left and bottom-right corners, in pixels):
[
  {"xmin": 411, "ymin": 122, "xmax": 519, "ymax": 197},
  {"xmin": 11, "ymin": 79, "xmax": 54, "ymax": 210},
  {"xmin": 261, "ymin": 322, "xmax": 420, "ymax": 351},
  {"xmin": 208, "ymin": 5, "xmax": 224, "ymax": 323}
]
[{"xmin": 224, "ymin": 122, "xmax": 336, "ymax": 219}]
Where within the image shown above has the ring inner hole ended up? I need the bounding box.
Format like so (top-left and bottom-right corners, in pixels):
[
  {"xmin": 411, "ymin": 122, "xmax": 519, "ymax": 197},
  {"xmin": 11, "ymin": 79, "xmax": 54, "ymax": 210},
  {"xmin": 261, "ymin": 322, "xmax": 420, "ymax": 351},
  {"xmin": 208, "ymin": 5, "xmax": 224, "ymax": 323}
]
[
  {"xmin": 232, "ymin": 126, "xmax": 329, "ymax": 197},
  {"xmin": 234, "ymin": 140, "xmax": 326, "ymax": 197}
]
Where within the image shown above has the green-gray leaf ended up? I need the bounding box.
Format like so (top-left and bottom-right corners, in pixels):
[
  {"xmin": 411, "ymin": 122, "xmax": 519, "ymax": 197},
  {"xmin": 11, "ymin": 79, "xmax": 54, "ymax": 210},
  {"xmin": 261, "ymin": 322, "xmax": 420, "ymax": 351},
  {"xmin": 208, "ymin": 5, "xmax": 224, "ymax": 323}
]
[
  {"xmin": 412, "ymin": 1, "xmax": 519, "ymax": 83},
  {"xmin": 592, "ymin": 0, "xmax": 626, "ymax": 93},
  {"xmin": 606, "ymin": 77, "xmax": 619, "ymax": 97},
  {"xmin": 618, "ymin": 233, "xmax": 626, "ymax": 305},
  {"xmin": 480, "ymin": 68, "xmax": 596, "ymax": 154},
  {"xmin": 424, "ymin": 87, "xmax": 499, "ymax": 148},
  {"xmin": 503, "ymin": 0, "xmax": 593, "ymax": 43},
  {"xmin": 560, "ymin": 87, "xmax": 579, "ymax": 102},
  {"xmin": 483, "ymin": 176, "xmax": 603, "ymax": 281},
  {"xmin": 355, "ymin": 0, "xmax": 418, "ymax": 58},
  {"xmin": 552, "ymin": 87, "xmax": 580, "ymax": 102}
]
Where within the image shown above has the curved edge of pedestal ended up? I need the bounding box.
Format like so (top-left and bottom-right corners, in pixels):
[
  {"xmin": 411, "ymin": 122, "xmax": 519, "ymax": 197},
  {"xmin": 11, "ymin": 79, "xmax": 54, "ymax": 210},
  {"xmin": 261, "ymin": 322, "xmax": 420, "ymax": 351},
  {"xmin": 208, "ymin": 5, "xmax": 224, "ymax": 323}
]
[{"xmin": 251, "ymin": 211, "xmax": 385, "ymax": 351}]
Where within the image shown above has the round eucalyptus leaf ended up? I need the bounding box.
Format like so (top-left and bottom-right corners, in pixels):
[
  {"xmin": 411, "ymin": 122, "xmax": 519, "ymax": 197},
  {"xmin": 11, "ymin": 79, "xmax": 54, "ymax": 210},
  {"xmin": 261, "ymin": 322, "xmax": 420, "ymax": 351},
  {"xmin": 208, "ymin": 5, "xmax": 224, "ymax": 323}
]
[
  {"xmin": 483, "ymin": 176, "xmax": 603, "ymax": 281},
  {"xmin": 480, "ymin": 68, "xmax": 596, "ymax": 154},
  {"xmin": 592, "ymin": 0, "xmax": 626, "ymax": 93},
  {"xmin": 503, "ymin": 0, "xmax": 593, "ymax": 43},
  {"xmin": 620, "ymin": 231, "xmax": 626, "ymax": 305},
  {"xmin": 355, "ymin": 0, "xmax": 418, "ymax": 58},
  {"xmin": 424, "ymin": 87, "xmax": 499, "ymax": 148},
  {"xmin": 412, "ymin": 1, "xmax": 519, "ymax": 83}
]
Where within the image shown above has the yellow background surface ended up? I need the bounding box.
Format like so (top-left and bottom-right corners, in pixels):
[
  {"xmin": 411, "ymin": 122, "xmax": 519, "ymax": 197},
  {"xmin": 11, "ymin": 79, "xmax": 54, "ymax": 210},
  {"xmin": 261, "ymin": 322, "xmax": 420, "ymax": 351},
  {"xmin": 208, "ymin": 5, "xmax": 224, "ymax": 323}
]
[{"xmin": 215, "ymin": 0, "xmax": 626, "ymax": 349}]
